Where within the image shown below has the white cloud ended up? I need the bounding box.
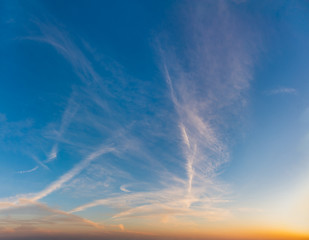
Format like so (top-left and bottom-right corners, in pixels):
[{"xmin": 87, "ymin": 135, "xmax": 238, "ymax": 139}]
[
  {"xmin": 44, "ymin": 144, "xmax": 57, "ymax": 163},
  {"xmin": 157, "ymin": 0, "xmax": 257, "ymax": 213},
  {"xmin": 26, "ymin": 21, "xmax": 102, "ymax": 85},
  {"xmin": 17, "ymin": 166, "xmax": 38, "ymax": 174},
  {"xmin": 31, "ymin": 155, "xmax": 49, "ymax": 171},
  {"xmin": 69, "ymin": 186, "xmax": 230, "ymax": 223},
  {"xmin": 265, "ymin": 87, "xmax": 297, "ymax": 95},
  {"xmin": 120, "ymin": 185, "xmax": 131, "ymax": 193},
  {"xmin": 30, "ymin": 146, "xmax": 114, "ymax": 201}
]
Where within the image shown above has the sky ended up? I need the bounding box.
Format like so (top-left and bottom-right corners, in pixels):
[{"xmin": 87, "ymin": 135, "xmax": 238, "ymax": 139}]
[{"xmin": 1, "ymin": 0, "xmax": 309, "ymax": 239}]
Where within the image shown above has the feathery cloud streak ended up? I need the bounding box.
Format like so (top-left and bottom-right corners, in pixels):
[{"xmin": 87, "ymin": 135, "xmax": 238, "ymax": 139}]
[
  {"xmin": 30, "ymin": 146, "xmax": 114, "ymax": 201},
  {"xmin": 158, "ymin": 0, "xmax": 257, "ymax": 210},
  {"xmin": 17, "ymin": 166, "xmax": 38, "ymax": 174},
  {"xmin": 265, "ymin": 87, "xmax": 297, "ymax": 95}
]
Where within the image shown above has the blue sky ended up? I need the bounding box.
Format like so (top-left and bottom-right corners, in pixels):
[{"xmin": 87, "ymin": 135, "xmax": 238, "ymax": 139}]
[{"xmin": 1, "ymin": 0, "xmax": 309, "ymax": 239}]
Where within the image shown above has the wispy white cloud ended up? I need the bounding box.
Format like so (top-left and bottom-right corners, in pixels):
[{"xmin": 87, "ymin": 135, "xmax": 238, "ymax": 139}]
[
  {"xmin": 25, "ymin": 21, "xmax": 102, "ymax": 86},
  {"xmin": 30, "ymin": 146, "xmax": 114, "ymax": 201},
  {"xmin": 0, "ymin": 147, "xmax": 114, "ymax": 226},
  {"xmin": 120, "ymin": 185, "xmax": 131, "ymax": 193},
  {"xmin": 43, "ymin": 95, "xmax": 79, "ymax": 164},
  {"xmin": 17, "ymin": 166, "xmax": 39, "ymax": 174},
  {"xmin": 44, "ymin": 91, "xmax": 79, "ymax": 167},
  {"xmin": 157, "ymin": 0, "xmax": 257, "ymax": 212},
  {"xmin": 31, "ymin": 155, "xmax": 49, "ymax": 171},
  {"xmin": 265, "ymin": 87, "xmax": 297, "ymax": 95},
  {"xmin": 69, "ymin": 186, "xmax": 229, "ymax": 223},
  {"xmin": 12, "ymin": 18, "xmax": 122, "ymax": 204},
  {"xmin": 56, "ymin": 95, "xmax": 80, "ymax": 139},
  {"xmin": 44, "ymin": 144, "xmax": 57, "ymax": 163},
  {"xmin": 61, "ymin": 161, "xmax": 133, "ymax": 198}
]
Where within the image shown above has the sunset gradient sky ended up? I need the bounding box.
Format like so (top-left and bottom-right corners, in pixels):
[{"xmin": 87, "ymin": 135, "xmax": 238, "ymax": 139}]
[{"xmin": 1, "ymin": 0, "xmax": 309, "ymax": 239}]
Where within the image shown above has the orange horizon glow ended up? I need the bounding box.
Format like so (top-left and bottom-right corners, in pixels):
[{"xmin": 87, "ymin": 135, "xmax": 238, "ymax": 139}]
[{"xmin": 1, "ymin": 222, "xmax": 309, "ymax": 240}]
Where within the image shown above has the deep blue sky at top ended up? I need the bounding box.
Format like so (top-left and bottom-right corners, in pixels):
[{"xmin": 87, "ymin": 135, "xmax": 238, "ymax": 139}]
[{"xmin": 1, "ymin": 0, "xmax": 173, "ymax": 121}]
